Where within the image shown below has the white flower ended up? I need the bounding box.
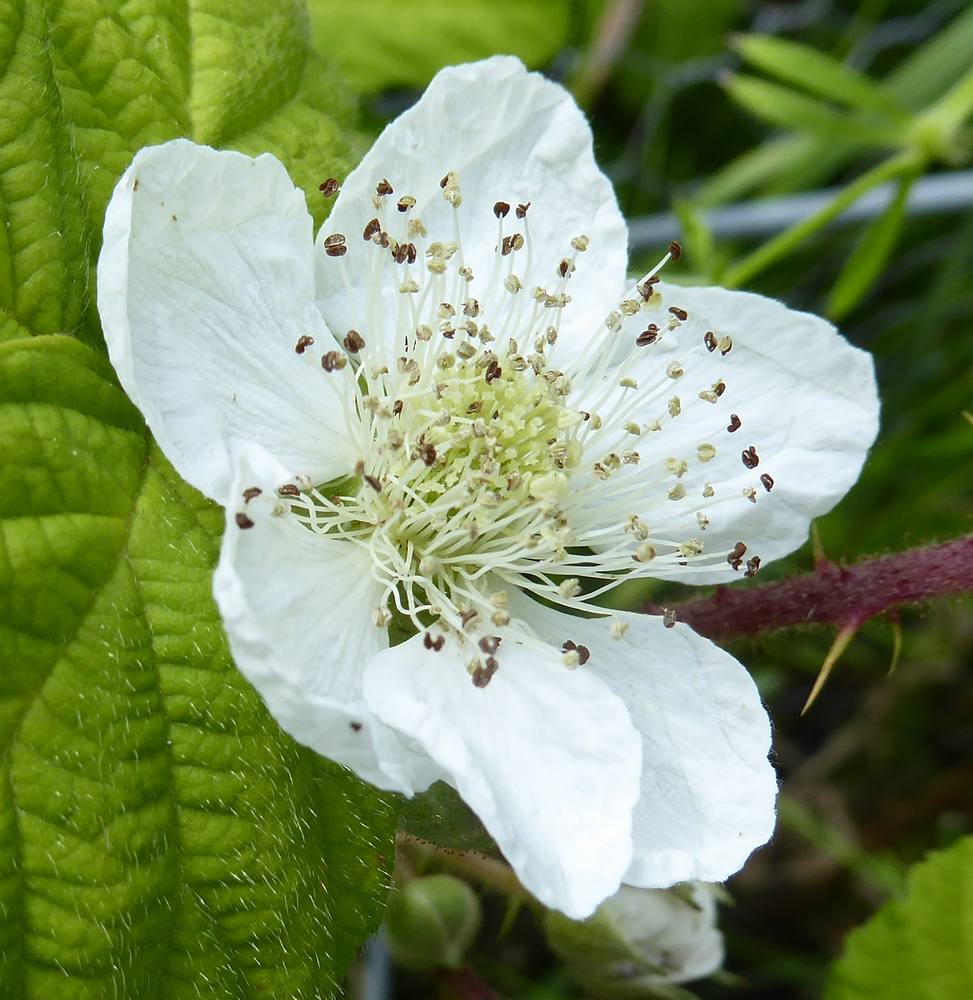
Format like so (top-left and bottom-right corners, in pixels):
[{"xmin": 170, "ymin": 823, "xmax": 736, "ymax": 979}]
[
  {"xmin": 548, "ymin": 882, "xmax": 725, "ymax": 991},
  {"xmin": 97, "ymin": 57, "xmax": 879, "ymax": 919},
  {"xmin": 601, "ymin": 883, "xmax": 725, "ymax": 987}
]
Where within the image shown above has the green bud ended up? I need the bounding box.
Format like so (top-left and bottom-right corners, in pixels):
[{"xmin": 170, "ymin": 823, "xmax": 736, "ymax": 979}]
[{"xmin": 385, "ymin": 874, "xmax": 482, "ymax": 971}]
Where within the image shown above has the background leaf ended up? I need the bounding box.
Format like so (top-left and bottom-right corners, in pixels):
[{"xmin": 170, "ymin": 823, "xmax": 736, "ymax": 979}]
[
  {"xmin": 826, "ymin": 836, "xmax": 973, "ymax": 999},
  {"xmin": 308, "ymin": 0, "xmax": 575, "ymax": 95},
  {"xmin": 826, "ymin": 173, "xmax": 914, "ymax": 320},
  {"xmin": 0, "ymin": 1, "xmax": 396, "ymax": 996}
]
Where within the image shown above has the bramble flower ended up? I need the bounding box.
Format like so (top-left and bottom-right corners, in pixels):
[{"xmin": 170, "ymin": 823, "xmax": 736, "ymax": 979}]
[
  {"xmin": 546, "ymin": 882, "xmax": 725, "ymax": 992},
  {"xmin": 97, "ymin": 57, "xmax": 879, "ymax": 918}
]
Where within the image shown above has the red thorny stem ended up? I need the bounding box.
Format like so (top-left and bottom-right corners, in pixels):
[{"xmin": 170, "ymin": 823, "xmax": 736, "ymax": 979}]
[{"xmin": 650, "ymin": 535, "xmax": 973, "ymax": 641}]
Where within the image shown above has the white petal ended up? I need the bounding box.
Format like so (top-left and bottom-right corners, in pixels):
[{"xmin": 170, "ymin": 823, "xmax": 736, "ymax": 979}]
[
  {"xmin": 98, "ymin": 139, "xmax": 358, "ymax": 502},
  {"xmin": 213, "ymin": 442, "xmax": 440, "ymax": 795},
  {"xmin": 506, "ymin": 593, "xmax": 777, "ymax": 887},
  {"xmin": 573, "ymin": 284, "xmax": 879, "ymax": 583},
  {"xmin": 315, "ymin": 56, "xmax": 627, "ymax": 364},
  {"xmin": 362, "ymin": 628, "xmax": 642, "ymax": 918}
]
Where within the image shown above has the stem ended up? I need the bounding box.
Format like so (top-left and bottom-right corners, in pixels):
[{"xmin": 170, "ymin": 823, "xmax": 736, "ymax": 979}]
[
  {"xmin": 722, "ymin": 151, "xmax": 921, "ymax": 288},
  {"xmin": 653, "ymin": 535, "xmax": 973, "ymax": 641}
]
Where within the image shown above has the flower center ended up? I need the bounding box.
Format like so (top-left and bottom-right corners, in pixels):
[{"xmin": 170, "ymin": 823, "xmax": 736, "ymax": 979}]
[{"xmin": 261, "ymin": 170, "xmax": 772, "ymax": 671}]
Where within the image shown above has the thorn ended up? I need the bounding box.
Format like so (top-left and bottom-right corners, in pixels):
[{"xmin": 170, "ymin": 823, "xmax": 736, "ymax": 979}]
[
  {"xmin": 801, "ymin": 623, "xmax": 859, "ymax": 716},
  {"xmin": 810, "ymin": 522, "xmax": 828, "ymax": 567},
  {"xmin": 888, "ymin": 614, "xmax": 902, "ymax": 676}
]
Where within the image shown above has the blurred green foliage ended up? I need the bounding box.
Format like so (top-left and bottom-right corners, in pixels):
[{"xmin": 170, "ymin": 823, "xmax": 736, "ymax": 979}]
[{"xmin": 826, "ymin": 835, "xmax": 973, "ymax": 998}]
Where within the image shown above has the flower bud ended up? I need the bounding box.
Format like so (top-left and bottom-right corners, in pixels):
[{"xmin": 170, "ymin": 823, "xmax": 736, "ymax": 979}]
[
  {"xmin": 544, "ymin": 883, "xmax": 724, "ymax": 995},
  {"xmin": 385, "ymin": 874, "xmax": 482, "ymax": 971}
]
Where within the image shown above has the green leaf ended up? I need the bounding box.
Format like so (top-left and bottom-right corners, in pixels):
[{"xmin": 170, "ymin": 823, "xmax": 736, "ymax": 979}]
[
  {"xmin": 399, "ymin": 782, "xmax": 496, "ymax": 855},
  {"xmin": 0, "ymin": 336, "xmax": 397, "ymax": 997},
  {"xmin": 827, "ymin": 173, "xmax": 914, "ymax": 320},
  {"xmin": 0, "ymin": 1, "xmax": 396, "ymax": 996},
  {"xmin": 885, "ymin": 5, "xmax": 973, "ymax": 111},
  {"xmin": 732, "ymin": 34, "xmax": 905, "ymax": 117},
  {"xmin": 694, "ymin": 134, "xmax": 838, "ymax": 207},
  {"xmin": 826, "ymin": 836, "xmax": 973, "ymax": 999},
  {"xmin": 723, "ymin": 74, "xmax": 902, "ymax": 148},
  {"xmin": 308, "ymin": 0, "xmax": 571, "ymax": 95}
]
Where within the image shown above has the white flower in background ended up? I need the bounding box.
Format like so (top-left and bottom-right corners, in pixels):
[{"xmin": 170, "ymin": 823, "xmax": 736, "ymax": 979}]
[
  {"xmin": 97, "ymin": 57, "xmax": 879, "ymax": 918},
  {"xmin": 547, "ymin": 882, "xmax": 726, "ymax": 993},
  {"xmin": 600, "ymin": 883, "xmax": 725, "ymax": 988}
]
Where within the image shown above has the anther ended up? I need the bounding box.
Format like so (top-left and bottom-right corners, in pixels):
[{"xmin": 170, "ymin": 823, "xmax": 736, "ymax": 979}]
[
  {"xmin": 478, "ymin": 636, "xmax": 501, "ymax": 655},
  {"xmin": 423, "ymin": 632, "xmax": 445, "ymax": 652},
  {"xmin": 576, "ymin": 645, "xmax": 591, "ymax": 666},
  {"xmin": 396, "ymin": 196, "xmax": 416, "ymax": 213},
  {"xmin": 704, "ymin": 331, "xmax": 717, "ymax": 352},
  {"xmin": 743, "ymin": 487, "xmax": 757, "ymax": 503},
  {"xmin": 392, "ymin": 400, "xmax": 403, "ymax": 416},
  {"xmin": 363, "ymin": 218, "xmax": 381, "ymax": 241},
  {"xmin": 760, "ymin": 473, "xmax": 775, "ymax": 492},
  {"xmin": 727, "ymin": 541, "xmax": 747, "ymax": 571},
  {"xmin": 515, "ymin": 202, "xmax": 530, "ymax": 218},
  {"xmin": 321, "ymin": 351, "xmax": 347, "ymax": 371},
  {"xmin": 323, "ymin": 234, "xmax": 347, "ymax": 257},
  {"xmin": 294, "ymin": 335, "xmax": 314, "ymax": 354},
  {"xmin": 637, "ymin": 275, "xmax": 660, "ymax": 300},
  {"xmin": 662, "ymin": 608, "xmax": 677, "ymax": 628},
  {"xmin": 376, "ymin": 179, "xmax": 393, "ymax": 196},
  {"xmin": 745, "ymin": 555, "xmax": 762, "ymax": 578},
  {"xmin": 472, "ymin": 658, "xmax": 499, "ymax": 688},
  {"xmin": 667, "ymin": 240, "xmax": 682, "ymax": 260},
  {"xmin": 363, "ymin": 473, "xmax": 382, "ymax": 492},
  {"xmin": 571, "ymin": 235, "xmax": 590, "ymax": 252},
  {"xmin": 278, "ymin": 483, "xmax": 301, "ymax": 497},
  {"xmin": 636, "ymin": 325, "xmax": 659, "ymax": 347},
  {"xmin": 668, "ymin": 306, "xmax": 688, "ymax": 321},
  {"xmin": 741, "ymin": 445, "xmax": 760, "ymax": 469},
  {"xmin": 242, "ymin": 487, "xmax": 262, "ymax": 502},
  {"xmin": 697, "ymin": 443, "xmax": 716, "ymax": 462},
  {"xmin": 727, "ymin": 414, "xmax": 742, "ymax": 433},
  {"xmin": 235, "ymin": 512, "xmax": 254, "ymax": 530},
  {"xmin": 319, "ymin": 178, "xmax": 339, "ymax": 196},
  {"xmin": 419, "ymin": 443, "xmax": 437, "ymax": 466},
  {"xmin": 719, "ymin": 336, "xmax": 733, "ymax": 355},
  {"xmin": 493, "ymin": 201, "xmax": 510, "ymax": 218},
  {"xmin": 343, "ymin": 330, "xmax": 366, "ymax": 353}
]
